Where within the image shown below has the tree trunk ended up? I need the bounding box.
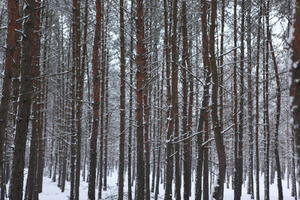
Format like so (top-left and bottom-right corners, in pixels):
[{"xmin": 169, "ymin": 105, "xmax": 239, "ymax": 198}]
[
  {"xmin": 98, "ymin": 3, "xmax": 106, "ymax": 198},
  {"xmin": 135, "ymin": 0, "xmax": 146, "ymax": 199},
  {"xmin": 291, "ymin": 0, "xmax": 300, "ymax": 191},
  {"xmin": 233, "ymin": 0, "xmax": 239, "ymax": 193},
  {"xmin": 87, "ymin": 0, "xmax": 102, "ymax": 199},
  {"xmin": 181, "ymin": 1, "xmax": 191, "ymax": 200},
  {"xmin": 170, "ymin": 0, "xmax": 180, "ymax": 199},
  {"xmin": 235, "ymin": 0, "xmax": 245, "ymax": 199},
  {"xmin": 268, "ymin": 28, "xmax": 283, "ymax": 200},
  {"xmin": 154, "ymin": 51, "xmax": 164, "ymax": 200},
  {"xmin": 0, "ymin": 0, "xmax": 20, "ymax": 198},
  {"xmin": 73, "ymin": 0, "xmax": 81, "ymax": 198},
  {"xmin": 210, "ymin": 1, "xmax": 226, "ymax": 199},
  {"xmin": 195, "ymin": 0, "xmax": 210, "ymax": 198},
  {"xmin": 118, "ymin": 0, "xmax": 126, "ymax": 198},
  {"xmin": 127, "ymin": 2, "xmax": 134, "ymax": 198},
  {"xmin": 164, "ymin": 0, "xmax": 174, "ymax": 199},
  {"xmin": 246, "ymin": 1, "xmax": 254, "ymax": 198},
  {"xmin": 264, "ymin": 2, "xmax": 270, "ymax": 199},
  {"xmin": 9, "ymin": 0, "xmax": 37, "ymax": 198},
  {"xmin": 255, "ymin": 1, "xmax": 263, "ymax": 199}
]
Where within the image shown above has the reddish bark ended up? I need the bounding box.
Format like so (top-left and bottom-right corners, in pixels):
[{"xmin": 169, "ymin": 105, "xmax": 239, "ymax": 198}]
[
  {"xmin": 88, "ymin": 0, "xmax": 102, "ymax": 199},
  {"xmin": 135, "ymin": 0, "xmax": 146, "ymax": 199}
]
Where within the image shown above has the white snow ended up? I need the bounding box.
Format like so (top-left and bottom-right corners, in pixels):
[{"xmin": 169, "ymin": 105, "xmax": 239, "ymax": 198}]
[
  {"xmin": 37, "ymin": 172, "xmax": 297, "ymax": 199},
  {"xmin": 5, "ymin": 170, "xmax": 297, "ymax": 199}
]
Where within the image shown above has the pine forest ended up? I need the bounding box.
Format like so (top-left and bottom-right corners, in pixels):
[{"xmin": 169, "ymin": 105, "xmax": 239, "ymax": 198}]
[{"xmin": 0, "ymin": 0, "xmax": 300, "ymax": 199}]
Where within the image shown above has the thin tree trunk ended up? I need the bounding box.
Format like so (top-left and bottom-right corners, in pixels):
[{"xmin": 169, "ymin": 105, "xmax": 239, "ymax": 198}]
[
  {"xmin": 103, "ymin": 35, "xmax": 110, "ymax": 191},
  {"xmin": 170, "ymin": 0, "xmax": 180, "ymax": 198},
  {"xmin": 246, "ymin": 1, "xmax": 254, "ymax": 198},
  {"xmin": 219, "ymin": 0, "xmax": 225, "ymax": 145},
  {"xmin": 291, "ymin": 0, "xmax": 300, "ymax": 193},
  {"xmin": 80, "ymin": 0, "xmax": 89, "ymax": 183},
  {"xmin": 98, "ymin": 2, "xmax": 106, "ymax": 198},
  {"xmin": 73, "ymin": 0, "xmax": 82, "ymax": 198},
  {"xmin": 118, "ymin": 0, "xmax": 126, "ymax": 198},
  {"xmin": 182, "ymin": 1, "xmax": 192, "ymax": 199},
  {"xmin": 87, "ymin": 0, "xmax": 102, "ymax": 199},
  {"xmin": 195, "ymin": 0, "xmax": 210, "ymax": 199},
  {"xmin": 127, "ymin": 1, "xmax": 134, "ymax": 198},
  {"xmin": 255, "ymin": 1, "xmax": 262, "ymax": 199},
  {"xmin": 233, "ymin": 0, "xmax": 238, "ymax": 192},
  {"xmin": 154, "ymin": 53, "xmax": 164, "ymax": 200},
  {"xmin": 135, "ymin": 0, "xmax": 146, "ymax": 198},
  {"xmin": 235, "ymin": 0, "xmax": 245, "ymax": 199},
  {"xmin": 264, "ymin": 2, "xmax": 270, "ymax": 199},
  {"xmin": 268, "ymin": 28, "xmax": 283, "ymax": 200},
  {"xmin": 210, "ymin": 1, "xmax": 226, "ymax": 199},
  {"xmin": 164, "ymin": 0, "xmax": 174, "ymax": 198}
]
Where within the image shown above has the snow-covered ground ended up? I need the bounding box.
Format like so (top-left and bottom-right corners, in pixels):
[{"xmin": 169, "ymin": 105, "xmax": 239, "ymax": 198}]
[
  {"xmin": 40, "ymin": 173, "xmax": 120, "ymax": 200},
  {"xmin": 37, "ymin": 172, "xmax": 296, "ymax": 199},
  {"xmin": 4, "ymin": 171, "xmax": 297, "ymax": 199}
]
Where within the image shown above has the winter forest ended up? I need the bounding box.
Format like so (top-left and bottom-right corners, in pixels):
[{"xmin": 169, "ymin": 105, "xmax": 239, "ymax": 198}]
[{"xmin": 1, "ymin": 0, "xmax": 300, "ymax": 199}]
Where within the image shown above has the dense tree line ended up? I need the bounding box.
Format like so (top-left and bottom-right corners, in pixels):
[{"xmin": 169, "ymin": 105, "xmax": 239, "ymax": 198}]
[{"xmin": 0, "ymin": 0, "xmax": 299, "ymax": 200}]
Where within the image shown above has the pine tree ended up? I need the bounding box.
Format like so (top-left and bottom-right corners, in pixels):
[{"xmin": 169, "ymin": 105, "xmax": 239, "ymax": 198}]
[
  {"xmin": 87, "ymin": 0, "xmax": 102, "ymax": 199},
  {"xmin": 135, "ymin": 0, "xmax": 146, "ymax": 199},
  {"xmin": 9, "ymin": 0, "xmax": 38, "ymax": 198},
  {"xmin": 291, "ymin": 0, "xmax": 300, "ymax": 187}
]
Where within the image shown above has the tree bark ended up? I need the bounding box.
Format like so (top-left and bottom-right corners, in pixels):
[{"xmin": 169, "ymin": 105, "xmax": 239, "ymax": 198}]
[
  {"xmin": 235, "ymin": 0, "xmax": 245, "ymax": 199},
  {"xmin": 182, "ymin": 1, "xmax": 192, "ymax": 199},
  {"xmin": 87, "ymin": 0, "xmax": 102, "ymax": 199},
  {"xmin": 164, "ymin": 0, "xmax": 174, "ymax": 199},
  {"xmin": 127, "ymin": 1, "xmax": 134, "ymax": 199},
  {"xmin": 291, "ymin": 0, "xmax": 300, "ymax": 190},
  {"xmin": 9, "ymin": 0, "xmax": 37, "ymax": 199},
  {"xmin": 246, "ymin": 1, "xmax": 254, "ymax": 198},
  {"xmin": 264, "ymin": 2, "xmax": 270, "ymax": 199},
  {"xmin": 118, "ymin": 0, "xmax": 126, "ymax": 198},
  {"xmin": 135, "ymin": 0, "xmax": 146, "ymax": 199},
  {"xmin": 268, "ymin": 27, "xmax": 283, "ymax": 200},
  {"xmin": 255, "ymin": 1, "xmax": 263, "ymax": 199},
  {"xmin": 210, "ymin": 1, "xmax": 226, "ymax": 199},
  {"xmin": 195, "ymin": 0, "xmax": 210, "ymax": 199},
  {"xmin": 170, "ymin": 0, "xmax": 180, "ymax": 199},
  {"xmin": 0, "ymin": 0, "xmax": 20, "ymax": 198}
]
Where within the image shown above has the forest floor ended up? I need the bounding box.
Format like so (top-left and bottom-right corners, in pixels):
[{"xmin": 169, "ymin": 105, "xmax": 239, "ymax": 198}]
[
  {"xmin": 4, "ymin": 170, "xmax": 297, "ymax": 199},
  {"xmin": 39, "ymin": 171, "xmax": 295, "ymax": 200}
]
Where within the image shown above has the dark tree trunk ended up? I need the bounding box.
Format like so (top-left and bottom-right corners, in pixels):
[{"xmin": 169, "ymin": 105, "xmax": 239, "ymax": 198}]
[
  {"xmin": 170, "ymin": 0, "xmax": 180, "ymax": 199},
  {"xmin": 127, "ymin": 2, "xmax": 134, "ymax": 198},
  {"xmin": 235, "ymin": 0, "xmax": 245, "ymax": 199},
  {"xmin": 233, "ymin": 0, "xmax": 238, "ymax": 193},
  {"xmin": 246, "ymin": 1, "xmax": 254, "ymax": 198},
  {"xmin": 264, "ymin": 2, "xmax": 270, "ymax": 199},
  {"xmin": 98, "ymin": 2, "xmax": 105, "ymax": 198},
  {"xmin": 255, "ymin": 1, "xmax": 263, "ymax": 199},
  {"xmin": 195, "ymin": 0, "xmax": 210, "ymax": 199},
  {"xmin": 87, "ymin": 0, "xmax": 102, "ymax": 199},
  {"xmin": 73, "ymin": 0, "xmax": 81, "ymax": 198},
  {"xmin": 9, "ymin": 0, "xmax": 37, "ymax": 199},
  {"xmin": 210, "ymin": 1, "xmax": 226, "ymax": 199},
  {"xmin": 181, "ymin": 1, "xmax": 192, "ymax": 199},
  {"xmin": 79, "ymin": 0, "xmax": 88, "ymax": 184},
  {"xmin": 268, "ymin": 28, "xmax": 283, "ymax": 200},
  {"xmin": 0, "ymin": 0, "xmax": 20, "ymax": 199},
  {"xmin": 164, "ymin": 0, "xmax": 174, "ymax": 199},
  {"xmin": 154, "ymin": 53, "xmax": 164, "ymax": 200},
  {"xmin": 135, "ymin": 0, "xmax": 146, "ymax": 199},
  {"xmin": 291, "ymin": 0, "xmax": 300, "ymax": 191},
  {"xmin": 118, "ymin": 0, "xmax": 126, "ymax": 198}
]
